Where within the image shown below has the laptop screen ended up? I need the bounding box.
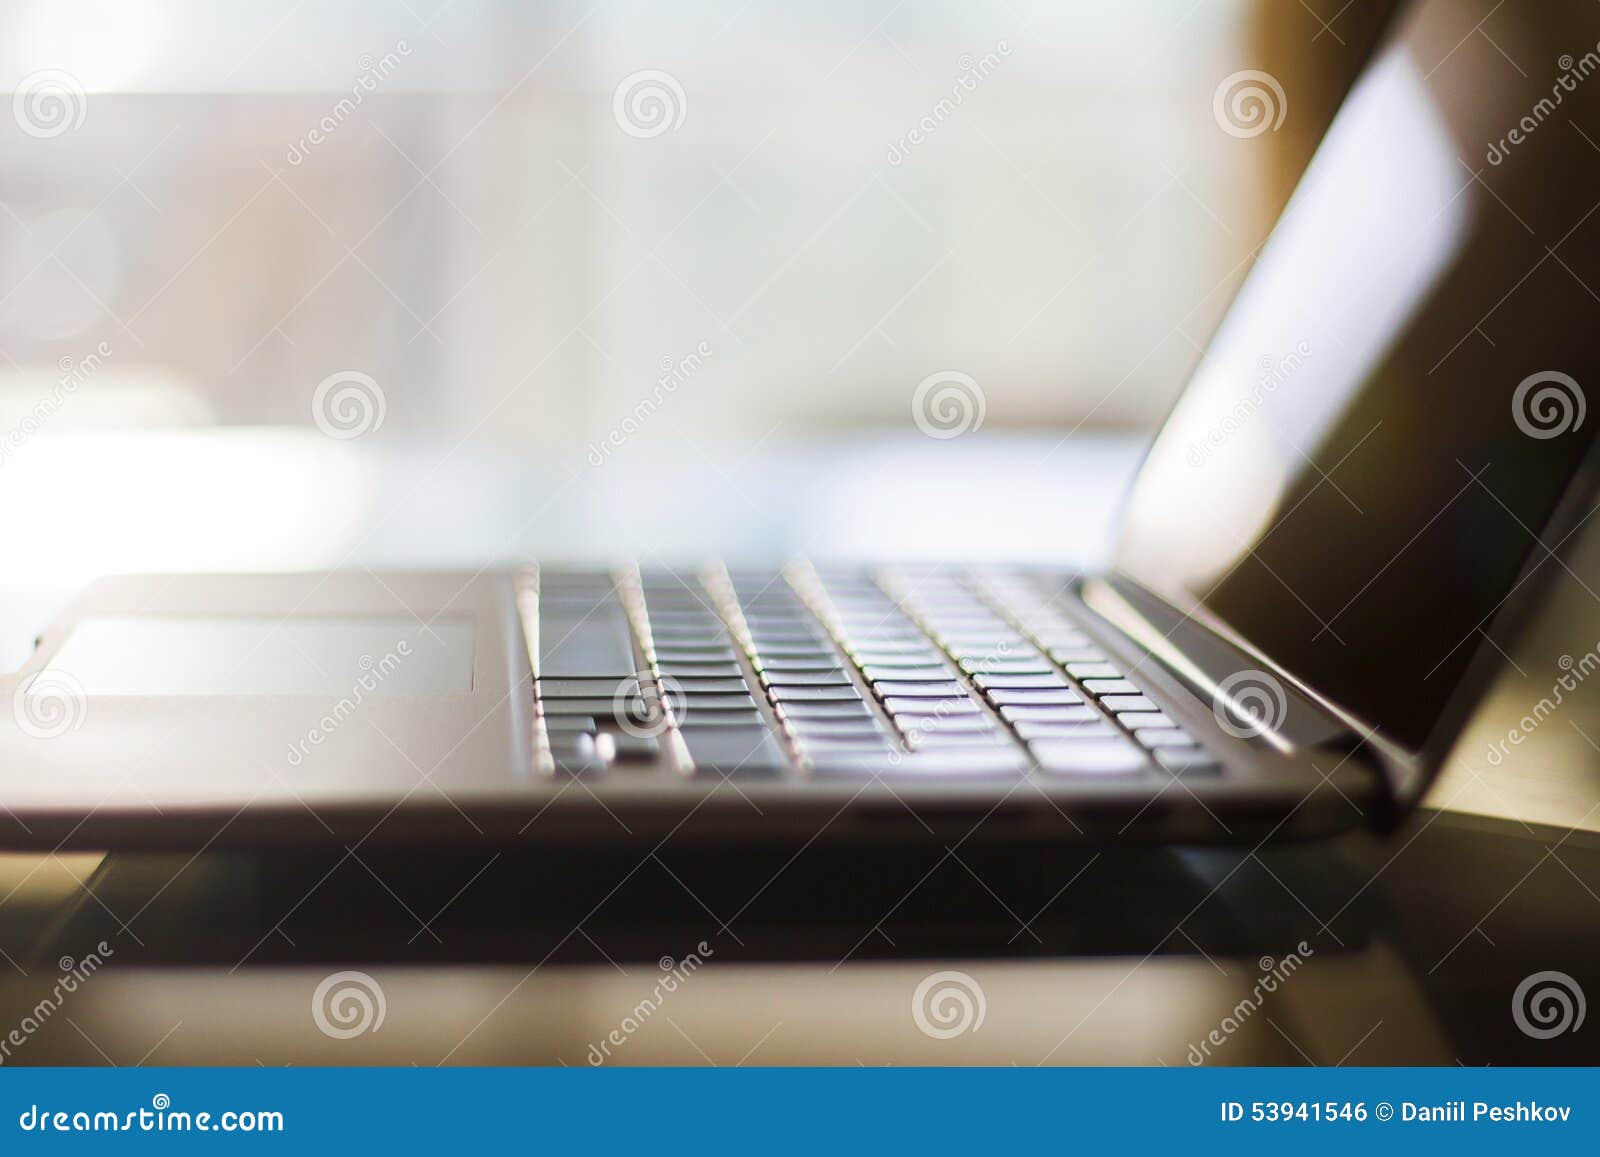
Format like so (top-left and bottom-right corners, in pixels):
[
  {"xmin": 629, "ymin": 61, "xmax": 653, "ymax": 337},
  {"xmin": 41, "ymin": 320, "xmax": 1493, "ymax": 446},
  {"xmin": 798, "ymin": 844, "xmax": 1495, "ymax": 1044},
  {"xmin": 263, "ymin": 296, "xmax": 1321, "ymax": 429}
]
[{"xmin": 1115, "ymin": 0, "xmax": 1600, "ymax": 751}]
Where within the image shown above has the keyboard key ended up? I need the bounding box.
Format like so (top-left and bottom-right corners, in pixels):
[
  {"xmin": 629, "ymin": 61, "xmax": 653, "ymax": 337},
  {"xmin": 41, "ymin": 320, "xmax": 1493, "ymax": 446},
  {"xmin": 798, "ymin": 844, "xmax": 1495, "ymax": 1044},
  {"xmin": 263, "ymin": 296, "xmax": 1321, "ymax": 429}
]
[
  {"xmin": 672, "ymin": 710, "xmax": 765, "ymax": 727},
  {"xmin": 750, "ymin": 645, "xmax": 837, "ymax": 660},
  {"xmin": 983, "ymin": 688, "xmax": 1084, "ymax": 707},
  {"xmin": 862, "ymin": 665, "xmax": 952, "ymax": 683},
  {"xmin": 852, "ymin": 654, "xmax": 946, "ymax": 670},
  {"xmin": 873, "ymin": 680, "xmax": 968, "ymax": 699},
  {"xmin": 882, "ymin": 697, "xmax": 983, "ymax": 716},
  {"xmin": 1032, "ymin": 740, "xmax": 1147, "ymax": 776},
  {"xmin": 798, "ymin": 738, "xmax": 897, "ymax": 757},
  {"xmin": 909, "ymin": 731, "xmax": 1010, "ymax": 749},
  {"xmin": 780, "ymin": 697, "xmax": 871, "ymax": 718},
  {"xmin": 548, "ymin": 732, "xmax": 605, "ymax": 775},
  {"xmin": 607, "ymin": 733, "xmax": 661, "ymax": 761},
  {"xmin": 777, "ymin": 702, "xmax": 875, "ymax": 720},
  {"xmin": 903, "ymin": 722, "xmax": 1000, "ymax": 745},
  {"xmin": 654, "ymin": 647, "xmax": 738, "ymax": 663},
  {"xmin": 1155, "ymin": 747, "xmax": 1221, "ymax": 775},
  {"xmin": 1081, "ymin": 678, "xmax": 1141, "ymax": 698},
  {"xmin": 1134, "ymin": 728, "xmax": 1197, "ymax": 748},
  {"xmin": 656, "ymin": 653, "xmax": 742, "ymax": 668},
  {"xmin": 973, "ymin": 674, "xmax": 1068, "ymax": 690},
  {"xmin": 1099, "ymin": 694, "xmax": 1159, "ymax": 714},
  {"xmin": 647, "ymin": 610, "xmax": 722, "ymax": 625},
  {"xmin": 538, "ymin": 677, "xmax": 632, "ymax": 699},
  {"xmin": 942, "ymin": 636, "xmax": 1027, "ymax": 651},
  {"xmin": 998, "ymin": 705, "xmax": 1101, "ymax": 725},
  {"xmin": 659, "ymin": 662, "xmax": 744, "ymax": 678},
  {"xmin": 541, "ymin": 697, "xmax": 644, "ymax": 719},
  {"xmin": 764, "ymin": 672, "xmax": 855, "ymax": 687},
  {"xmin": 664, "ymin": 693, "xmax": 758, "ymax": 712},
  {"xmin": 1115, "ymin": 711, "xmax": 1174, "ymax": 730},
  {"xmin": 748, "ymin": 630, "xmax": 827, "ymax": 645},
  {"xmin": 1048, "ymin": 647, "xmax": 1106, "ymax": 664},
  {"xmin": 647, "ymin": 620, "xmax": 724, "ymax": 634},
  {"xmin": 680, "ymin": 726, "xmax": 789, "ymax": 775},
  {"xmin": 789, "ymin": 721, "xmax": 887, "ymax": 741},
  {"xmin": 1011, "ymin": 720, "xmax": 1116, "ymax": 741},
  {"xmin": 899, "ymin": 708, "xmax": 996, "ymax": 729},
  {"xmin": 840, "ymin": 622, "xmax": 920, "ymax": 636},
  {"xmin": 760, "ymin": 659, "xmax": 851, "ymax": 675},
  {"xmin": 1065, "ymin": 662, "xmax": 1123, "ymax": 680},
  {"xmin": 769, "ymin": 686, "xmax": 863, "ymax": 703},
  {"xmin": 540, "ymin": 610, "xmax": 635, "ymax": 678},
  {"xmin": 957, "ymin": 657, "xmax": 1055, "ymax": 676},
  {"xmin": 848, "ymin": 641, "xmax": 937, "ymax": 657},
  {"xmin": 542, "ymin": 716, "xmax": 598, "ymax": 734},
  {"xmin": 645, "ymin": 618, "xmax": 726, "ymax": 633},
  {"xmin": 856, "ymin": 657, "xmax": 946, "ymax": 673},
  {"xmin": 652, "ymin": 678, "xmax": 750, "ymax": 696}
]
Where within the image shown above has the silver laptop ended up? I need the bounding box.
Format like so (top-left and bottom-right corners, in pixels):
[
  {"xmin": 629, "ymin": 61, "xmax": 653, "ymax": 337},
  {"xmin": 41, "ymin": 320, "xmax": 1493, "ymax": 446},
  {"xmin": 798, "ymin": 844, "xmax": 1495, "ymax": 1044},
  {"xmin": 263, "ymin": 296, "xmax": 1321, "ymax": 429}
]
[{"xmin": 4, "ymin": 0, "xmax": 1597, "ymax": 849}]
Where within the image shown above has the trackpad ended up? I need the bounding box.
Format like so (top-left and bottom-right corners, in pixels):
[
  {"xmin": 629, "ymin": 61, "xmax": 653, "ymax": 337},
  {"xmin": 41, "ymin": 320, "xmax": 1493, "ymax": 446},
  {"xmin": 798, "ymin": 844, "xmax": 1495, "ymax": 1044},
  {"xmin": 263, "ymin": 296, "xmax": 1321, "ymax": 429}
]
[{"xmin": 39, "ymin": 616, "xmax": 475, "ymax": 695}]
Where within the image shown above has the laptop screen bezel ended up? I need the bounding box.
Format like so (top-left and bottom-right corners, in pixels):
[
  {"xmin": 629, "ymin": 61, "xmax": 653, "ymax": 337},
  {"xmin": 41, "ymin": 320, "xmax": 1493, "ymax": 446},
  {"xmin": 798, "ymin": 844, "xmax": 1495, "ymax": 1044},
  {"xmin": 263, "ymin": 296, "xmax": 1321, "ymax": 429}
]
[{"xmin": 1101, "ymin": 0, "xmax": 1600, "ymax": 803}]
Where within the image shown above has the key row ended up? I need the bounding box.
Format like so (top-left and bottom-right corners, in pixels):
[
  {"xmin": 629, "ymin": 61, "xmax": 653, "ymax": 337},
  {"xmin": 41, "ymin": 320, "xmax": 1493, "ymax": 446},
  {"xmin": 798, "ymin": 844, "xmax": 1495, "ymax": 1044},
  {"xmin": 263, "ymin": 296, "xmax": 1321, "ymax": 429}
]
[
  {"xmin": 890, "ymin": 572, "xmax": 1152, "ymax": 776},
  {"xmin": 637, "ymin": 571, "xmax": 787, "ymax": 775}
]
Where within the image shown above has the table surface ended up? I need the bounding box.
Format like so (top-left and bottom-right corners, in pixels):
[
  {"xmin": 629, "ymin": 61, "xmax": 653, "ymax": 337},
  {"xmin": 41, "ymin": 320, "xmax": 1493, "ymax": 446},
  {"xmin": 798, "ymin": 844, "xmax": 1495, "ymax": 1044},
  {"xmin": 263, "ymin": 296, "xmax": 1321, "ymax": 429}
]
[
  {"xmin": 1, "ymin": 429, "xmax": 1598, "ymax": 1065},
  {"xmin": 0, "ymin": 812, "xmax": 1595, "ymax": 1065}
]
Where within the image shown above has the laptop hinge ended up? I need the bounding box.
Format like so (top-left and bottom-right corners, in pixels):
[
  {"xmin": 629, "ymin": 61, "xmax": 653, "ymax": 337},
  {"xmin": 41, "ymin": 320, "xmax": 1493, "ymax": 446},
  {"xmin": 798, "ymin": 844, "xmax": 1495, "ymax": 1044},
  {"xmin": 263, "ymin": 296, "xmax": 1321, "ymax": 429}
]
[{"xmin": 1076, "ymin": 574, "xmax": 1364, "ymax": 755}]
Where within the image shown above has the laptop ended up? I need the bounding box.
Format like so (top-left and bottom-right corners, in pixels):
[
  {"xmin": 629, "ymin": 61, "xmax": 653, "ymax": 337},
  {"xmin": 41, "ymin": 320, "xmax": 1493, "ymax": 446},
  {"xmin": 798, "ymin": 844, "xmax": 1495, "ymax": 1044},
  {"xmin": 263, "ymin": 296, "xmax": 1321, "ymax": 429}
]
[{"xmin": 5, "ymin": 0, "xmax": 1598, "ymax": 848}]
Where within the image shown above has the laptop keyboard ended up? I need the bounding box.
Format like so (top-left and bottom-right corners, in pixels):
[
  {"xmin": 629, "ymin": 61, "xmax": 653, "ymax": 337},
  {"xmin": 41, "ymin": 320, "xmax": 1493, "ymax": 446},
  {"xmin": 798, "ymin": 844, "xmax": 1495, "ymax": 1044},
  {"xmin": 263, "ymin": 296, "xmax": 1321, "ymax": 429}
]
[{"xmin": 526, "ymin": 566, "xmax": 1219, "ymax": 783}]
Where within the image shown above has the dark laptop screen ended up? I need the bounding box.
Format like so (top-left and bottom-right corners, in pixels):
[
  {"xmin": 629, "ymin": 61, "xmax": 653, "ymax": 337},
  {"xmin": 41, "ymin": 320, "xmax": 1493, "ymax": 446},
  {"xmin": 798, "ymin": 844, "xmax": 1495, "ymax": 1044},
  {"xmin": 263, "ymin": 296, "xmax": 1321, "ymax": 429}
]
[{"xmin": 1115, "ymin": 0, "xmax": 1600, "ymax": 750}]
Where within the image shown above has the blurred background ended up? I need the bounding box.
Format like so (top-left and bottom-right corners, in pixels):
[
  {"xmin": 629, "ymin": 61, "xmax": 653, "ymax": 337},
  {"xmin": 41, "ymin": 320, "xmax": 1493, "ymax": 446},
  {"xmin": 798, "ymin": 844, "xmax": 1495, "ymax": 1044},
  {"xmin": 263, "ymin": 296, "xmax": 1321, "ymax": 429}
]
[{"xmin": 0, "ymin": 0, "xmax": 1380, "ymax": 611}]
